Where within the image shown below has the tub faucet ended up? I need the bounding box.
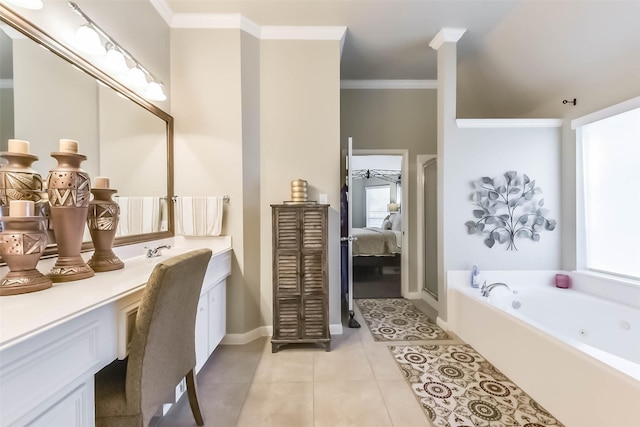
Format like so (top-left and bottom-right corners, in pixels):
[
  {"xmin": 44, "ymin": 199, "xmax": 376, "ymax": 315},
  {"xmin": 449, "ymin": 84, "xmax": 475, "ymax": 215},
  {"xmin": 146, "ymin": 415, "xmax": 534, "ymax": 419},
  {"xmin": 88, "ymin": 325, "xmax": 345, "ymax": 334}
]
[
  {"xmin": 146, "ymin": 245, "xmax": 171, "ymax": 258},
  {"xmin": 481, "ymin": 282, "xmax": 516, "ymax": 297}
]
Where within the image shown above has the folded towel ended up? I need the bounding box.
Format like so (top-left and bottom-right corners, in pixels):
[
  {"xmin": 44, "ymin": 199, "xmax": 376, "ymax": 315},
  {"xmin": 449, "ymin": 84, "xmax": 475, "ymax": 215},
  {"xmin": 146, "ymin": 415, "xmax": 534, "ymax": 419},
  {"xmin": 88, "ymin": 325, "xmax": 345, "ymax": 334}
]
[
  {"xmin": 117, "ymin": 197, "xmax": 163, "ymax": 236},
  {"xmin": 176, "ymin": 196, "xmax": 224, "ymax": 237}
]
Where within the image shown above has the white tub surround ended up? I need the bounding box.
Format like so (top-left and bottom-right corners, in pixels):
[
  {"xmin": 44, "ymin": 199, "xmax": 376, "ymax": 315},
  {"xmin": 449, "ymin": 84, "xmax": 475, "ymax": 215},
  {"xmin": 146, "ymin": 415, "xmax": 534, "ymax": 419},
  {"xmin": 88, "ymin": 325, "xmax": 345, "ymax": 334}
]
[
  {"xmin": 448, "ymin": 270, "xmax": 640, "ymax": 427},
  {"xmin": 0, "ymin": 236, "xmax": 231, "ymax": 427}
]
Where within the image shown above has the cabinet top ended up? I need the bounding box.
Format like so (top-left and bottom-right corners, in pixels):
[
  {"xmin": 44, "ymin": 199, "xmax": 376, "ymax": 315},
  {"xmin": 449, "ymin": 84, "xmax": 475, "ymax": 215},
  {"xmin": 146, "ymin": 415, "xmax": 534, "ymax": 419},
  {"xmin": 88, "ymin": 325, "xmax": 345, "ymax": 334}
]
[{"xmin": 271, "ymin": 203, "xmax": 329, "ymax": 208}]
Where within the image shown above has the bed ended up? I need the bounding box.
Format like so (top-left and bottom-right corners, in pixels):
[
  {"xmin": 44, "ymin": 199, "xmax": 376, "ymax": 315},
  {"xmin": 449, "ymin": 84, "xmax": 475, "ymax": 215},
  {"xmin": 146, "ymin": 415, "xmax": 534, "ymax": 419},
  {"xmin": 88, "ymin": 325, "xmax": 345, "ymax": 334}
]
[
  {"xmin": 352, "ymin": 228, "xmax": 401, "ymax": 256},
  {"xmin": 352, "ymin": 212, "xmax": 401, "ymax": 257}
]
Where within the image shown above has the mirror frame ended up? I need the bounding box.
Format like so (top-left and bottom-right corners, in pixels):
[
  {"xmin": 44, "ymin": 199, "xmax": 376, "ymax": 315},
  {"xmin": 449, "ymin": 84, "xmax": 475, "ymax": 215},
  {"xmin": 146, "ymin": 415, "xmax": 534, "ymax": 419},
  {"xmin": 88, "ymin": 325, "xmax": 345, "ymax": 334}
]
[{"xmin": 0, "ymin": 5, "xmax": 174, "ymax": 256}]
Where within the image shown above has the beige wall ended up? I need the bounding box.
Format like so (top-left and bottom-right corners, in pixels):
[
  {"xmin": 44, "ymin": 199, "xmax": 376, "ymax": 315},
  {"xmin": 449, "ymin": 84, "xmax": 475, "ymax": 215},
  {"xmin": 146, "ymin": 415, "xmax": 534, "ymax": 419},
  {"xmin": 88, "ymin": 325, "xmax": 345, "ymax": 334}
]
[
  {"xmin": 340, "ymin": 89, "xmax": 437, "ymax": 293},
  {"xmin": 171, "ymin": 28, "xmax": 255, "ymax": 334},
  {"xmin": 240, "ymin": 31, "xmax": 262, "ymax": 333},
  {"xmin": 173, "ymin": 31, "xmax": 342, "ymax": 334},
  {"xmin": 259, "ymin": 39, "xmax": 342, "ymax": 327}
]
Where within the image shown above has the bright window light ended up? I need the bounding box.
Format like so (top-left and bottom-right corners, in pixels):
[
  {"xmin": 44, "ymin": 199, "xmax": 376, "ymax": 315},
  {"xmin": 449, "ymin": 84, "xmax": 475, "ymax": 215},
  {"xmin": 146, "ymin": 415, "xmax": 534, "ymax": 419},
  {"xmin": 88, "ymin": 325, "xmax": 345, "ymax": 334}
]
[
  {"xmin": 581, "ymin": 107, "xmax": 640, "ymax": 279},
  {"xmin": 365, "ymin": 185, "xmax": 390, "ymax": 228}
]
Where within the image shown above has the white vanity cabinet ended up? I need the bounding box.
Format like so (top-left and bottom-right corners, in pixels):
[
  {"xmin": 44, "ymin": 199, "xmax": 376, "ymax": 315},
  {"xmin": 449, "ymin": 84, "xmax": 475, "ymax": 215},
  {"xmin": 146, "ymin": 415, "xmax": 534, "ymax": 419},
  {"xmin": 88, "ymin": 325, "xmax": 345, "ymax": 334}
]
[
  {"xmin": 0, "ymin": 243, "xmax": 231, "ymax": 427},
  {"xmin": 195, "ymin": 280, "xmax": 227, "ymax": 373},
  {"xmin": 194, "ymin": 249, "xmax": 230, "ymax": 373}
]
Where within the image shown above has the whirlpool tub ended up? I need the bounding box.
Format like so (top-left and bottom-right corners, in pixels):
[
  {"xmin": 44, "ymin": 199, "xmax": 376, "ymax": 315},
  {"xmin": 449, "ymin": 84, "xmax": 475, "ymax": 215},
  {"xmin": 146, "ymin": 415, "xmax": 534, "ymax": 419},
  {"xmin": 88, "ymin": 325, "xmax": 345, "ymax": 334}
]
[{"xmin": 447, "ymin": 270, "xmax": 640, "ymax": 427}]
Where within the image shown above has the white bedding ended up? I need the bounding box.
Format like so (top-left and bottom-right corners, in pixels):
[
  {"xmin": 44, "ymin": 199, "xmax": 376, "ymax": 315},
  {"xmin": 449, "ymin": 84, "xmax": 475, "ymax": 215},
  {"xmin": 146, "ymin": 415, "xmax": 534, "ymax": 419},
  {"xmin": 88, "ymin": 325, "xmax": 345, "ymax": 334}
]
[{"xmin": 352, "ymin": 227, "xmax": 401, "ymax": 256}]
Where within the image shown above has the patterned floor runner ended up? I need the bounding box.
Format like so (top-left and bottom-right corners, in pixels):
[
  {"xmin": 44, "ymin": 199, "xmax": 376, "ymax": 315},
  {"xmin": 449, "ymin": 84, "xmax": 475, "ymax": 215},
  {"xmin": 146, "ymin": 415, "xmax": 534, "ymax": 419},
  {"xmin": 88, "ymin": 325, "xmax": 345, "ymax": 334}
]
[
  {"xmin": 389, "ymin": 344, "xmax": 564, "ymax": 427},
  {"xmin": 355, "ymin": 298, "xmax": 450, "ymax": 341}
]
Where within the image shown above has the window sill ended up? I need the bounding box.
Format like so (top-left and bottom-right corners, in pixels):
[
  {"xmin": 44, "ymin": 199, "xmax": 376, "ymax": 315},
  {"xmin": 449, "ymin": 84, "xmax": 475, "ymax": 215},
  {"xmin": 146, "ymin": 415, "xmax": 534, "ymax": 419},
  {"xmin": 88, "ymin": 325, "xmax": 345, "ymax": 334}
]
[{"xmin": 572, "ymin": 270, "xmax": 640, "ymax": 289}]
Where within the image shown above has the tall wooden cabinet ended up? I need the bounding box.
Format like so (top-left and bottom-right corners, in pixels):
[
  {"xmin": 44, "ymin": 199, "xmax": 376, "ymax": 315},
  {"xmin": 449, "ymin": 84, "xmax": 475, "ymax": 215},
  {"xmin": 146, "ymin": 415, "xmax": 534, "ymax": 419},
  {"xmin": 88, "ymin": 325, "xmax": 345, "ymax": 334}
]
[{"xmin": 271, "ymin": 204, "xmax": 331, "ymax": 352}]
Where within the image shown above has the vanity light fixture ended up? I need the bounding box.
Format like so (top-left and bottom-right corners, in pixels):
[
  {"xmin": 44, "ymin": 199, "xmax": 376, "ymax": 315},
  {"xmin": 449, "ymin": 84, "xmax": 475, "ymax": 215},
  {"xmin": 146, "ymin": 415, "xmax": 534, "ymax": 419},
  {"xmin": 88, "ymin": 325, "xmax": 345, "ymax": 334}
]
[
  {"xmin": 67, "ymin": 1, "xmax": 167, "ymax": 102},
  {"xmin": 2, "ymin": 0, "xmax": 43, "ymax": 10}
]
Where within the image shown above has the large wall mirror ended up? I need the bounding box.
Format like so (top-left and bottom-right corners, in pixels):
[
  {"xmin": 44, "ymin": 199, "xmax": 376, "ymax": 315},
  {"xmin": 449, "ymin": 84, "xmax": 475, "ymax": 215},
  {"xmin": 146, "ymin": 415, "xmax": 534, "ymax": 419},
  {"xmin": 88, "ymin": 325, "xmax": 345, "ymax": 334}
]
[{"xmin": 0, "ymin": 5, "xmax": 174, "ymax": 257}]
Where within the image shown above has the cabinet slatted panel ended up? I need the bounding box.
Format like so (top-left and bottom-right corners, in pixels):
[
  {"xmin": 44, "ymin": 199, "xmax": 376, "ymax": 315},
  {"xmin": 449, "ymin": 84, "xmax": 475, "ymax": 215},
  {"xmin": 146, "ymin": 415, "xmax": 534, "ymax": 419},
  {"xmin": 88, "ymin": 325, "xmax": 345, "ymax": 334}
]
[
  {"xmin": 276, "ymin": 297, "xmax": 301, "ymax": 338},
  {"xmin": 301, "ymin": 252, "xmax": 324, "ymax": 294},
  {"xmin": 275, "ymin": 209, "xmax": 299, "ymax": 250},
  {"xmin": 275, "ymin": 253, "xmax": 299, "ymax": 293},
  {"xmin": 302, "ymin": 209, "xmax": 324, "ymax": 249},
  {"xmin": 303, "ymin": 297, "xmax": 326, "ymax": 337}
]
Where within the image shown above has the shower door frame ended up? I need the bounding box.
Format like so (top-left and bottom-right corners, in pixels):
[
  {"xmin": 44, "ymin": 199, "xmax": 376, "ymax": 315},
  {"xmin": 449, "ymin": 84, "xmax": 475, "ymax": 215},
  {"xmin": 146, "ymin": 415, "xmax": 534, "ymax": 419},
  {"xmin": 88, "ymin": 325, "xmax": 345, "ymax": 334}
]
[{"xmin": 417, "ymin": 154, "xmax": 439, "ymax": 313}]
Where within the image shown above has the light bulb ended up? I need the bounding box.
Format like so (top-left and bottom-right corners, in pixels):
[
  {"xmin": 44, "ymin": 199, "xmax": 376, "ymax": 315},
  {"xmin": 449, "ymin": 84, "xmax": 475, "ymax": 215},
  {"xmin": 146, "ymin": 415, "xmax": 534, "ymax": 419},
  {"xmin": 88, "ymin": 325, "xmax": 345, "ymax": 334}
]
[
  {"xmin": 74, "ymin": 24, "xmax": 105, "ymax": 56},
  {"xmin": 102, "ymin": 45, "xmax": 128, "ymax": 77},
  {"xmin": 125, "ymin": 66, "xmax": 147, "ymax": 91},
  {"xmin": 144, "ymin": 81, "xmax": 167, "ymax": 101}
]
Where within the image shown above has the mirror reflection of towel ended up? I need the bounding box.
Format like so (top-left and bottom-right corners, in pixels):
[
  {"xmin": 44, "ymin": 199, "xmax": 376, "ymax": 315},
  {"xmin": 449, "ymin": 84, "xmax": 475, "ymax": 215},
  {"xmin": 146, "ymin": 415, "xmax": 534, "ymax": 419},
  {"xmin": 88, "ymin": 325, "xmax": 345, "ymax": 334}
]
[
  {"xmin": 117, "ymin": 197, "xmax": 164, "ymax": 236},
  {"xmin": 176, "ymin": 196, "xmax": 224, "ymax": 237}
]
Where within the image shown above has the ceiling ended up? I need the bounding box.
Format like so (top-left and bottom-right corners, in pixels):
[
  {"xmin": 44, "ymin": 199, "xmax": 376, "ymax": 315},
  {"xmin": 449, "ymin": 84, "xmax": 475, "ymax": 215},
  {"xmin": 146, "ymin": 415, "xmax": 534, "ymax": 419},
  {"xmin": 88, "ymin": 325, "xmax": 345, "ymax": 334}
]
[{"xmin": 163, "ymin": 0, "xmax": 640, "ymax": 117}]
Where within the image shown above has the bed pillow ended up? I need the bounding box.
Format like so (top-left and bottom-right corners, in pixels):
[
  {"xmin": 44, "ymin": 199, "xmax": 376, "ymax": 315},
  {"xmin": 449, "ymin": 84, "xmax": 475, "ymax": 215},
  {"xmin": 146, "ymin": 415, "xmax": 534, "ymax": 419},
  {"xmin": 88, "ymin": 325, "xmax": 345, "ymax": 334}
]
[
  {"xmin": 391, "ymin": 212, "xmax": 402, "ymax": 231},
  {"xmin": 381, "ymin": 215, "xmax": 392, "ymax": 230}
]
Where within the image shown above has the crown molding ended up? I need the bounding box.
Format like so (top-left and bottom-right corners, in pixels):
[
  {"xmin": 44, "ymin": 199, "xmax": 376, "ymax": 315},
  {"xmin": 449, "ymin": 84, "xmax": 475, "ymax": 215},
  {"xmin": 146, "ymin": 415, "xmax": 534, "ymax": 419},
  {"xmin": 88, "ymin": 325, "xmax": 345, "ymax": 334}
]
[
  {"xmin": 341, "ymin": 80, "xmax": 437, "ymax": 90},
  {"xmin": 429, "ymin": 27, "xmax": 467, "ymax": 50},
  {"xmin": 456, "ymin": 119, "xmax": 564, "ymax": 128},
  {"xmin": 149, "ymin": 0, "xmax": 172, "ymax": 26},
  {"xmin": 150, "ymin": 0, "xmax": 345, "ymax": 53}
]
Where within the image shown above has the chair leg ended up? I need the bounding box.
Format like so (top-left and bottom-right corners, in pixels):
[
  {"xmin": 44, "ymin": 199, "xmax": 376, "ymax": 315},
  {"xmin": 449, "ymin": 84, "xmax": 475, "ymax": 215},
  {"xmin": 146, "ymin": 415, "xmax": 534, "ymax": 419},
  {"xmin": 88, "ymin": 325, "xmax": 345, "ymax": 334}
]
[{"xmin": 185, "ymin": 369, "xmax": 205, "ymax": 426}]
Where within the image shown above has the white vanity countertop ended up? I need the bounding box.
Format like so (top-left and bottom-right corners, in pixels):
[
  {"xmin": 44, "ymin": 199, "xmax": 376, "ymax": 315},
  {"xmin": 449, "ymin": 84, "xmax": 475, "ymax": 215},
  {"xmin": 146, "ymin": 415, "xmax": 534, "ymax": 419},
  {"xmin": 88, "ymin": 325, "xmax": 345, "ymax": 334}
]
[{"xmin": 0, "ymin": 236, "xmax": 232, "ymax": 350}]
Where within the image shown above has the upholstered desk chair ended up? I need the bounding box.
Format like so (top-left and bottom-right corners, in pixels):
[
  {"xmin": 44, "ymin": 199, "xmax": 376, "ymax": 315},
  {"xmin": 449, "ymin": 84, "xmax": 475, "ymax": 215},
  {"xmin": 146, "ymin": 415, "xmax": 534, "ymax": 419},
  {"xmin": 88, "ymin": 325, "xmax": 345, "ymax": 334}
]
[{"xmin": 95, "ymin": 248, "xmax": 213, "ymax": 427}]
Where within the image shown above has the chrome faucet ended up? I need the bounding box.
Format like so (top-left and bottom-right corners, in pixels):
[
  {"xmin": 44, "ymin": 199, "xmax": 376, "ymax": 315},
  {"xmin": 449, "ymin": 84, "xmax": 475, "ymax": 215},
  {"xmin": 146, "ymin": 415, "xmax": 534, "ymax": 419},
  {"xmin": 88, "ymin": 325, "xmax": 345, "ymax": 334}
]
[
  {"xmin": 480, "ymin": 281, "xmax": 516, "ymax": 297},
  {"xmin": 146, "ymin": 245, "xmax": 171, "ymax": 258}
]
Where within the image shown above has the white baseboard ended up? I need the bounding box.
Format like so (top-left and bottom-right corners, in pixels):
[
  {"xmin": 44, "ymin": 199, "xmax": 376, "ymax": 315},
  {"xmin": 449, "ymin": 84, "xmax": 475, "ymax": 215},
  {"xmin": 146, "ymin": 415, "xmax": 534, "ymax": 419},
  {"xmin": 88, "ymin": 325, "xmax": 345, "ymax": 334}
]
[
  {"xmin": 221, "ymin": 326, "xmax": 271, "ymax": 345},
  {"xmin": 404, "ymin": 291, "xmax": 422, "ymax": 299},
  {"xmin": 330, "ymin": 323, "xmax": 343, "ymax": 335},
  {"xmin": 222, "ymin": 323, "xmax": 344, "ymax": 345},
  {"xmin": 436, "ymin": 317, "xmax": 448, "ymax": 331}
]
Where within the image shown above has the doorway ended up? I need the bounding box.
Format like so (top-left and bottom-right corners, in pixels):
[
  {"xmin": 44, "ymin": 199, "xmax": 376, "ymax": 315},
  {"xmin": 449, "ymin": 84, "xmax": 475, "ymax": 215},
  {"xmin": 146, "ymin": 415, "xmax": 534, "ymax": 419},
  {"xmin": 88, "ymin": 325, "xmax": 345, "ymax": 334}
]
[{"xmin": 349, "ymin": 151, "xmax": 408, "ymax": 300}]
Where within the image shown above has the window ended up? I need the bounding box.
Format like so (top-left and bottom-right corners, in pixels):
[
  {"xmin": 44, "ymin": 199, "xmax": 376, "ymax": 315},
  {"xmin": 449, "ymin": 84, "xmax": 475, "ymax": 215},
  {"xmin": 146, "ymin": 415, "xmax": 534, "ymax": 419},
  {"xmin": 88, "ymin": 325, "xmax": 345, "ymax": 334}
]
[
  {"xmin": 578, "ymin": 106, "xmax": 640, "ymax": 279},
  {"xmin": 365, "ymin": 185, "xmax": 390, "ymax": 228}
]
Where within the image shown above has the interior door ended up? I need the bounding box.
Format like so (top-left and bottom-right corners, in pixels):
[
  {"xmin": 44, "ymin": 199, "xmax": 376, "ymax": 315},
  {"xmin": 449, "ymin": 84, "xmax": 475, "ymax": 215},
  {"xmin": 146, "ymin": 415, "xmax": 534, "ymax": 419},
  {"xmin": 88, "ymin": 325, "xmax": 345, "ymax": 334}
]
[{"xmin": 345, "ymin": 137, "xmax": 360, "ymax": 327}]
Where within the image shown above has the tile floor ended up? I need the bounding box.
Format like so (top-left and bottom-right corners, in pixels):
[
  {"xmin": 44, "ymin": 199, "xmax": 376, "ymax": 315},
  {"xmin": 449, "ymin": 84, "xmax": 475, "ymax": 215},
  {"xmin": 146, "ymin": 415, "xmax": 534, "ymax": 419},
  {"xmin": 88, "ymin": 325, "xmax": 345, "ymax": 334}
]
[{"xmin": 154, "ymin": 300, "xmax": 461, "ymax": 427}]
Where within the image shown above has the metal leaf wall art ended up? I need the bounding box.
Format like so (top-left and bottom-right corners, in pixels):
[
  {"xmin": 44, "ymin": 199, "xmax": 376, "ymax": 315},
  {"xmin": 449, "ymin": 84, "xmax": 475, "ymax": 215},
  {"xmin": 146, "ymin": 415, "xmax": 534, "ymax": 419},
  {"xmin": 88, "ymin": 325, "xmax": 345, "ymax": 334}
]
[{"xmin": 465, "ymin": 171, "xmax": 556, "ymax": 250}]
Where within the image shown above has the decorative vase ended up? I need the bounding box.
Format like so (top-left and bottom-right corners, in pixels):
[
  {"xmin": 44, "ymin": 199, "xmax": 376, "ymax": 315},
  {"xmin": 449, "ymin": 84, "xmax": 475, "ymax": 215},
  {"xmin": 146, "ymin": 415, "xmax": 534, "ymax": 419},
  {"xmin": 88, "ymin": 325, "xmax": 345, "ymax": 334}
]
[
  {"xmin": 0, "ymin": 216, "xmax": 51, "ymax": 296},
  {"xmin": 0, "ymin": 151, "xmax": 44, "ymax": 218},
  {"xmin": 290, "ymin": 179, "xmax": 308, "ymax": 202},
  {"xmin": 46, "ymin": 151, "xmax": 94, "ymax": 282},
  {"xmin": 87, "ymin": 188, "xmax": 124, "ymax": 272}
]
